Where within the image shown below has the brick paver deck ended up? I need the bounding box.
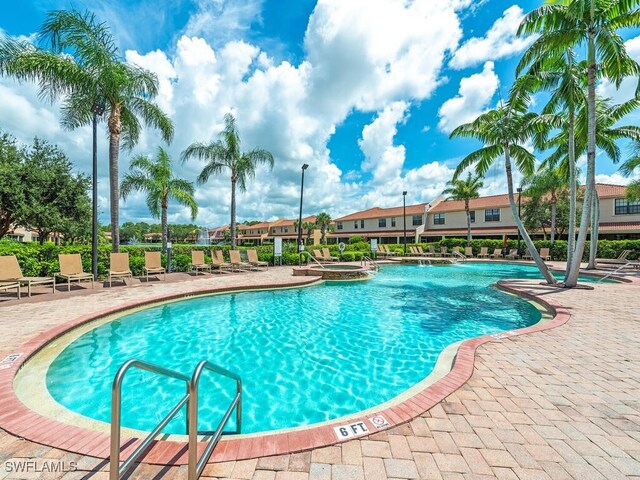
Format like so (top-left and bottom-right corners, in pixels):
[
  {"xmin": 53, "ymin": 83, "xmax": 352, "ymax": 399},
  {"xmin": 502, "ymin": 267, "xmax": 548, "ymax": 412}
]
[{"xmin": 0, "ymin": 263, "xmax": 639, "ymax": 479}]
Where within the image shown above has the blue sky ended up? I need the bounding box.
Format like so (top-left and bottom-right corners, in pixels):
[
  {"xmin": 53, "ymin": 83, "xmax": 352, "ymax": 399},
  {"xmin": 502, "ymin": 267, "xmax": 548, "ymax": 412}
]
[{"xmin": 1, "ymin": 0, "xmax": 639, "ymax": 226}]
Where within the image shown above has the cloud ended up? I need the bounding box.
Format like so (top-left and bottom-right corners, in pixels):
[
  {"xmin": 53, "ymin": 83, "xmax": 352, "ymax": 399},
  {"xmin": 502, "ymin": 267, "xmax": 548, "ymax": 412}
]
[
  {"xmin": 1, "ymin": 0, "xmax": 472, "ymax": 226},
  {"xmin": 437, "ymin": 61, "xmax": 499, "ymax": 134},
  {"xmin": 450, "ymin": 6, "xmax": 536, "ymax": 70},
  {"xmin": 597, "ymin": 35, "xmax": 640, "ymax": 106}
]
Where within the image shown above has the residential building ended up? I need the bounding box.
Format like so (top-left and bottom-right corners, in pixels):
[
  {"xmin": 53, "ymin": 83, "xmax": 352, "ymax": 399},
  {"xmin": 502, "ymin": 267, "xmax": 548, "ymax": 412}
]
[
  {"xmin": 421, "ymin": 183, "xmax": 640, "ymax": 241},
  {"xmin": 4, "ymin": 225, "xmax": 61, "ymax": 244},
  {"xmin": 330, "ymin": 204, "xmax": 428, "ymax": 244}
]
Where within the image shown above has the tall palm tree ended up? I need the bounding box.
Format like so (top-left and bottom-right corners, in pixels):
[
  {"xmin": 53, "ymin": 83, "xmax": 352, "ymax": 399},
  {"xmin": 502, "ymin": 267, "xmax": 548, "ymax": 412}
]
[
  {"xmin": 0, "ymin": 10, "xmax": 174, "ymax": 253},
  {"xmin": 541, "ymin": 97, "xmax": 640, "ymax": 268},
  {"xmin": 450, "ymin": 99, "xmax": 558, "ymax": 285},
  {"xmin": 515, "ymin": 50, "xmax": 586, "ymax": 270},
  {"xmin": 442, "ymin": 173, "xmax": 483, "ymax": 246},
  {"xmin": 521, "ymin": 167, "xmax": 569, "ymax": 247},
  {"xmin": 121, "ymin": 147, "xmax": 197, "ymax": 252},
  {"xmin": 519, "ymin": 0, "xmax": 640, "ymax": 287},
  {"xmin": 181, "ymin": 113, "xmax": 274, "ymax": 249},
  {"xmin": 315, "ymin": 212, "xmax": 332, "ymax": 244}
]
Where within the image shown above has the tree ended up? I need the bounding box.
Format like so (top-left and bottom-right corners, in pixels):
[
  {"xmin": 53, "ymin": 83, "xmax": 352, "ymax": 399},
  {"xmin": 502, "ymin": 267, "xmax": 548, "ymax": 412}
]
[
  {"xmin": 620, "ymin": 141, "xmax": 640, "ymax": 201},
  {"xmin": 303, "ymin": 221, "xmax": 315, "ymax": 243},
  {"xmin": 0, "ymin": 132, "xmax": 25, "ymax": 239},
  {"xmin": 519, "ymin": 0, "xmax": 640, "ymax": 287},
  {"xmin": 442, "ymin": 173, "xmax": 483, "ymax": 246},
  {"xmin": 19, "ymin": 138, "xmax": 91, "ymax": 244},
  {"xmin": 315, "ymin": 212, "xmax": 332, "ymax": 244},
  {"xmin": 181, "ymin": 113, "xmax": 274, "ymax": 249},
  {"xmin": 450, "ymin": 99, "xmax": 558, "ymax": 285},
  {"xmin": 121, "ymin": 147, "xmax": 197, "ymax": 252},
  {"xmin": 521, "ymin": 167, "xmax": 569, "ymax": 247},
  {"xmin": 0, "ymin": 9, "xmax": 174, "ymax": 253}
]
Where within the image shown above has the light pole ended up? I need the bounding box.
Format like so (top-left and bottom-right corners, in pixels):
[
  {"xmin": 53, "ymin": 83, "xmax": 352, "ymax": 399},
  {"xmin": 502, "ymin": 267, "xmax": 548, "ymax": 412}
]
[
  {"xmin": 516, "ymin": 186, "xmax": 523, "ymax": 254},
  {"xmin": 298, "ymin": 164, "xmax": 309, "ymax": 265},
  {"xmin": 403, "ymin": 191, "xmax": 407, "ymax": 255},
  {"xmin": 90, "ymin": 99, "xmax": 105, "ymax": 280}
]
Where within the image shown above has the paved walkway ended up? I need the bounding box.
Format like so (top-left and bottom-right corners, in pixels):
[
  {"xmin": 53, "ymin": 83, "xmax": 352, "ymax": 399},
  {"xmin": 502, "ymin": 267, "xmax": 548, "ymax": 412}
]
[{"xmin": 1, "ymin": 264, "xmax": 639, "ymax": 479}]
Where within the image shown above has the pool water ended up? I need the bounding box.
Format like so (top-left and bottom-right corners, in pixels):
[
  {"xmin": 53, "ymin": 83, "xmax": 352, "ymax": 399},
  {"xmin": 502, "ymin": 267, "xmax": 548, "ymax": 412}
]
[{"xmin": 46, "ymin": 263, "xmax": 547, "ymax": 435}]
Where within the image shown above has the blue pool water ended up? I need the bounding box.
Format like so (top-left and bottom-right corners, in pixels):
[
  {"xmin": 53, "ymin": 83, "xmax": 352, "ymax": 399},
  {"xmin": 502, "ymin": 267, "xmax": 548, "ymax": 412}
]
[{"xmin": 47, "ymin": 263, "xmax": 549, "ymax": 434}]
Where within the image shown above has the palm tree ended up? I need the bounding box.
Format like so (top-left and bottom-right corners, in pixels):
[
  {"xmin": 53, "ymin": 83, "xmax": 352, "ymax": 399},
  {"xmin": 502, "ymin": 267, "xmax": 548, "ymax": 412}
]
[
  {"xmin": 620, "ymin": 141, "xmax": 640, "ymax": 201},
  {"xmin": 0, "ymin": 10, "xmax": 174, "ymax": 253},
  {"xmin": 121, "ymin": 147, "xmax": 197, "ymax": 252},
  {"xmin": 521, "ymin": 167, "xmax": 569, "ymax": 248},
  {"xmin": 315, "ymin": 212, "xmax": 332, "ymax": 244},
  {"xmin": 181, "ymin": 113, "xmax": 274, "ymax": 250},
  {"xmin": 450, "ymin": 99, "xmax": 558, "ymax": 285},
  {"xmin": 442, "ymin": 173, "xmax": 483, "ymax": 246},
  {"xmin": 519, "ymin": 0, "xmax": 640, "ymax": 287},
  {"xmin": 515, "ymin": 50, "xmax": 586, "ymax": 270}
]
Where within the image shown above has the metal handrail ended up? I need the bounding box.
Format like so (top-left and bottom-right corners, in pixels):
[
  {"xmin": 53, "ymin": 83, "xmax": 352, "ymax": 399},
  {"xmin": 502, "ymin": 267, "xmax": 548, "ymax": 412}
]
[
  {"xmin": 361, "ymin": 256, "xmax": 378, "ymax": 269},
  {"xmin": 452, "ymin": 251, "xmax": 467, "ymax": 262},
  {"xmin": 304, "ymin": 251, "xmax": 326, "ymax": 269},
  {"xmin": 110, "ymin": 359, "xmax": 191, "ymax": 480},
  {"xmin": 110, "ymin": 359, "xmax": 243, "ymax": 480},
  {"xmin": 188, "ymin": 360, "xmax": 242, "ymax": 480}
]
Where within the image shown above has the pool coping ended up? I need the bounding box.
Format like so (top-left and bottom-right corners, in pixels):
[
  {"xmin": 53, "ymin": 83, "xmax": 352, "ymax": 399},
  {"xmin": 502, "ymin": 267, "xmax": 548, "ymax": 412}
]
[{"xmin": 0, "ymin": 275, "xmax": 571, "ymax": 466}]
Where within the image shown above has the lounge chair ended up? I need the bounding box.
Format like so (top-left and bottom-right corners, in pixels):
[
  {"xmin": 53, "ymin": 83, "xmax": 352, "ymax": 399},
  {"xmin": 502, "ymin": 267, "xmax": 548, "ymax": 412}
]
[
  {"xmin": 506, "ymin": 249, "xmax": 519, "ymax": 260},
  {"xmin": 313, "ymin": 249, "xmax": 328, "ymax": 262},
  {"xmin": 229, "ymin": 250, "xmax": 256, "ymax": 271},
  {"xmin": 0, "ymin": 255, "xmax": 55, "ymax": 297},
  {"xmin": 56, "ymin": 254, "xmax": 94, "ymax": 291},
  {"xmin": 522, "ymin": 248, "xmax": 533, "ymax": 260},
  {"xmin": 190, "ymin": 250, "xmax": 212, "ymax": 275},
  {"xmin": 416, "ymin": 246, "xmax": 430, "ymax": 257},
  {"xmin": 540, "ymin": 248, "xmax": 551, "ymax": 261},
  {"xmin": 490, "ymin": 248, "xmax": 502, "ymax": 259},
  {"xmin": 108, "ymin": 253, "xmax": 132, "ymax": 287},
  {"xmin": 211, "ymin": 250, "xmax": 233, "ymax": 272},
  {"xmin": 409, "ymin": 246, "xmax": 418, "ymax": 256},
  {"xmin": 464, "ymin": 247, "xmax": 473, "ymax": 257},
  {"xmin": 0, "ymin": 281, "xmax": 21, "ymax": 299},
  {"xmin": 427, "ymin": 245, "xmax": 437, "ymax": 257},
  {"xmin": 376, "ymin": 245, "xmax": 389, "ymax": 257},
  {"xmin": 322, "ymin": 248, "xmax": 339, "ymax": 262},
  {"xmin": 452, "ymin": 246, "xmax": 461, "ymax": 255},
  {"xmin": 143, "ymin": 251, "xmax": 166, "ymax": 281},
  {"xmin": 596, "ymin": 249, "xmax": 631, "ymax": 265},
  {"xmin": 440, "ymin": 247, "xmax": 450, "ymax": 257},
  {"xmin": 477, "ymin": 247, "xmax": 489, "ymax": 258},
  {"xmin": 247, "ymin": 249, "xmax": 269, "ymax": 270}
]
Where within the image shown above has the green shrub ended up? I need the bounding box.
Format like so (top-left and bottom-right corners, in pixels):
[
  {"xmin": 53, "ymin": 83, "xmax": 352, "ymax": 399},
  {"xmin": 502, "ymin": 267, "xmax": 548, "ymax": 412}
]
[
  {"xmin": 348, "ymin": 236, "xmax": 363, "ymax": 244},
  {"xmin": 340, "ymin": 252, "xmax": 355, "ymax": 261}
]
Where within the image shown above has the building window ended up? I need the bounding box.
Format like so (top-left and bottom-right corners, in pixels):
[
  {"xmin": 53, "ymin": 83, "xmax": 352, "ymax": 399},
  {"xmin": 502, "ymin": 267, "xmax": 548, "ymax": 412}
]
[
  {"xmin": 469, "ymin": 211, "xmax": 475, "ymax": 223},
  {"xmin": 337, "ymin": 222, "xmax": 343, "ymax": 230},
  {"xmin": 412, "ymin": 215, "xmax": 422, "ymax": 226},
  {"xmin": 391, "ymin": 217, "xmax": 396, "ymax": 227},
  {"xmin": 378, "ymin": 218, "xmax": 387, "ymax": 227},
  {"xmin": 433, "ymin": 213, "xmax": 445, "ymax": 225},
  {"xmin": 485, "ymin": 209, "xmax": 501, "ymax": 222},
  {"xmin": 354, "ymin": 221, "xmax": 358, "ymax": 229},
  {"xmin": 284, "ymin": 227, "xmax": 288, "ymax": 233},
  {"xmin": 360, "ymin": 220, "xmax": 365, "ymax": 229},
  {"xmin": 615, "ymin": 198, "xmax": 640, "ymax": 215}
]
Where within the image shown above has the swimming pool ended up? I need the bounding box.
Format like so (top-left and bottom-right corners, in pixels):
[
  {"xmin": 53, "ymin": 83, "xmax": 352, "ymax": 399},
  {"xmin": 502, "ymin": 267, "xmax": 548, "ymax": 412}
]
[{"xmin": 45, "ymin": 263, "xmax": 548, "ymax": 435}]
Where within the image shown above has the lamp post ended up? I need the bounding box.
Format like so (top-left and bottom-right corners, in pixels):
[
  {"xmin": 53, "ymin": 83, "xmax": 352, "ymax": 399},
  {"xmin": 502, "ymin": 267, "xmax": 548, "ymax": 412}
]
[
  {"xmin": 90, "ymin": 99, "xmax": 105, "ymax": 280},
  {"xmin": 297, "ymin": 164, "xmax": 309, "ymax": 265},
  {"xmin": 516, "ymin": 186, "xmax": 523, "ymax": 254},
  {"xmin": 402, "ymin": 191, "xmax": 407, "ymax": 255}
]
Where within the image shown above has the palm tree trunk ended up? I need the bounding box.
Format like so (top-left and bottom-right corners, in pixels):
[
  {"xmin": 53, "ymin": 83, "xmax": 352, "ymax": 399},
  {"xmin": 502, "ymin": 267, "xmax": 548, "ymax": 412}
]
[
  {"xmin": 565, "ymin": 109, "xmax": 577, "ymax": 277},
  {"xmin": 230, "ymin": 175, "xmax": 237, "ymax": 250},
  {"xmin": 587, "ymin": 190, "xmax": 600, "ymax": 269},
  {"xmin": 565, "ymin": 12, "xmax": 596, "ymax": 287},
  {"xmin": 108, "ymin": 107, "xmax": 122, "ymax": 253},
  {"xmin": 505, "ymin": 146, "xmax": 557, "ymax": 285},
  {"xmin": 550, "ymin": 200, "xmax": 556, "ymax": 247},
  {"xmin": 321, "ymin": 226, "xmax": 326, "ymax": 244},
  {"xmin": 161, "ymin": 198, "xmax": 168, "ymax": 254},
  {"xmin": 465, "ymin": 201, "xmax": 471, "ymax": 246}
]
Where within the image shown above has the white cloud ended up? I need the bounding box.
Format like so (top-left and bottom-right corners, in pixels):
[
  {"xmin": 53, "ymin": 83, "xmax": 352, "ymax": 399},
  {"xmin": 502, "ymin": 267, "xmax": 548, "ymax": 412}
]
[
  {"xmin": 597, "ymin": 35, "xmax": 640, "ymax": 105},
  {"xmin": 438, "ymin": 61, "xmax": 499, "ymax": 134},
  {"xmin": 184, "ymin": 0, "xmax": 265, "ymax": 46},
  {"xmin": 450, "ymin": 6, "xmax": 537, "ymax": 70},
  {"xmin": 1, "ymin": 0, "xmax": 473, "ymax": 226}
]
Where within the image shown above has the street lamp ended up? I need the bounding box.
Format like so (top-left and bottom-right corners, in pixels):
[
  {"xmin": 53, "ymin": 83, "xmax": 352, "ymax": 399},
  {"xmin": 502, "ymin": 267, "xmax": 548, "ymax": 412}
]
[
  {"xmin": 403, "ymin": 191, "xmax": 407, "ymax": 255},
  {"xmin": 516, "ymin": 186, "xmax": 523, "ymax": 254},
  {"xmin": 297, "ymin": 164, "xmax": 309, "ymax": 265},
  {"xmin": 90, "ymin": 99, "xmax": 105, "ymax": 280}
]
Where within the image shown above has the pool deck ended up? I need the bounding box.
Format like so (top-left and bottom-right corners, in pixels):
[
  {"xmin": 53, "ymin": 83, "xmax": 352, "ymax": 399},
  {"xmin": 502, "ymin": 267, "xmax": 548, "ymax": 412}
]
[{"xmin": 0, "ymin": 261, "xmax": 639, "ymax": 479}]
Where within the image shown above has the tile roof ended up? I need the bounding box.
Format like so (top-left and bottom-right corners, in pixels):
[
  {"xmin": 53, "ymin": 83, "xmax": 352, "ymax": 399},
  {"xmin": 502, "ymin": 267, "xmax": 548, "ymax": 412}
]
[
  {"xmin": 598, "ymin": 221, "xmax": 640, "ymax": 232},
  {"xmin": 430, "ymin": 184, "xmax": 628, "ymax": 213},
  {"xmin": 335, "ymin": 204, "xmax": 427, "ymax": 222},
  {"xmin": 270, "ymin": 216, "xmax": 316, "ymax": 227}
]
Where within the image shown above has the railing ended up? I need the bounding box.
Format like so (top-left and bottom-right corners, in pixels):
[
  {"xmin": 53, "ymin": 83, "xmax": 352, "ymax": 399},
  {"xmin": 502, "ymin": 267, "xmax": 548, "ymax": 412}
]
[
  {"xmin": 597, "ymin": 262, "xmax": 631, "ymax": 282},
  {"xmin": 110, "ymin": 359, "xmax": 242, "ymax": 480},
  {"xmin": 304, "ymin": 251, "xmax": 325, "ymax": 269},
  {"xmin": 361, "ymin": 256, "xmax": 379, "ymax": 270},
  {"xmin": 452, "ymin": 251, "xmax": 467, "ymax": 262}
]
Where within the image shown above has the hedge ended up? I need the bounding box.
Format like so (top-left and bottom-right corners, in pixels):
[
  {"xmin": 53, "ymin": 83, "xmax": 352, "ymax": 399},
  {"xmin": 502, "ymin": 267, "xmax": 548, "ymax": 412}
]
[{"xmin": 1, "ymin": 237, "xmax": 638, "ymax": 277}]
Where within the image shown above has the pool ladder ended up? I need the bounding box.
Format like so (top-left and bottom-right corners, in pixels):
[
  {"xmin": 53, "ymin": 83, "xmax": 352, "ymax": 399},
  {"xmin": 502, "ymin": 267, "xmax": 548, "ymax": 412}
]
[{"xmin": 109, "ymin": 359, "xmax": 242, "ymax": 480}]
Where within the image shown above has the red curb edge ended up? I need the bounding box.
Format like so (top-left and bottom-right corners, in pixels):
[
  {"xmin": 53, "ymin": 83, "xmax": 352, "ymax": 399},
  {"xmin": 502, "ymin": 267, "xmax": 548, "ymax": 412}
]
[{"xmin": 0, "ymin": 278, "xmax": 571, "ymax": 465}]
